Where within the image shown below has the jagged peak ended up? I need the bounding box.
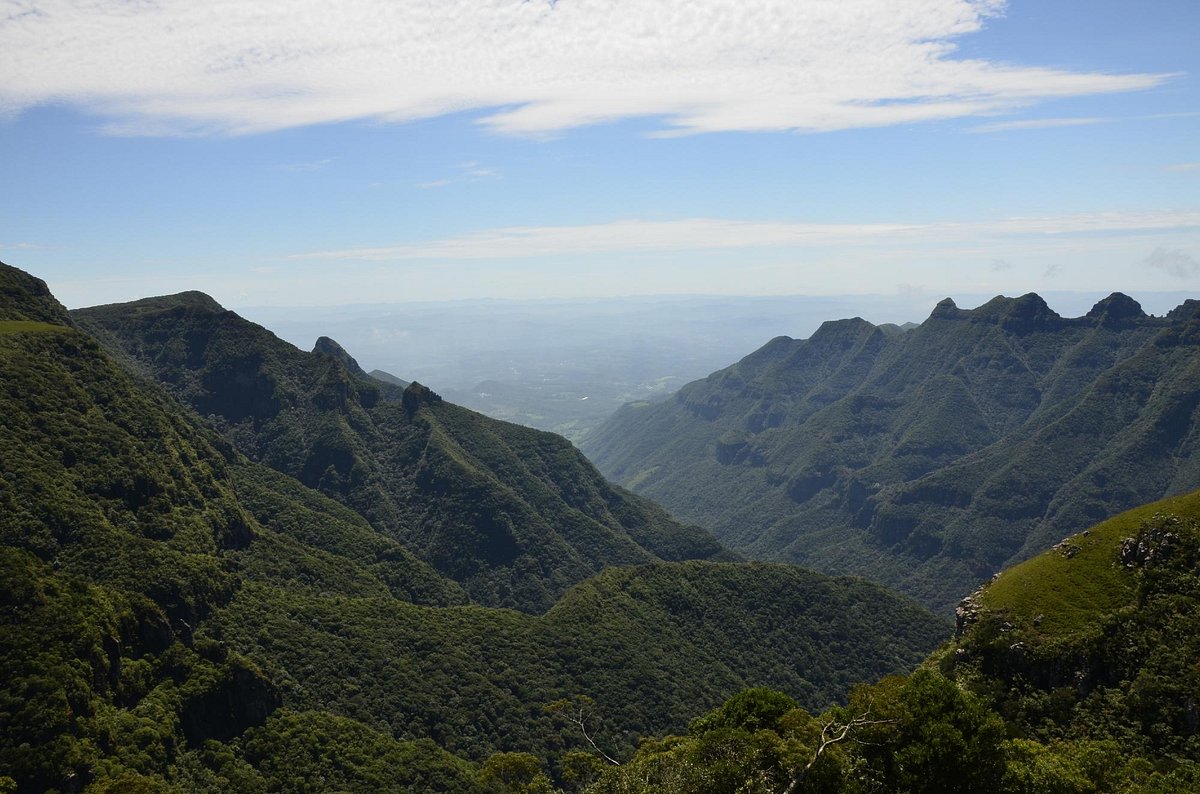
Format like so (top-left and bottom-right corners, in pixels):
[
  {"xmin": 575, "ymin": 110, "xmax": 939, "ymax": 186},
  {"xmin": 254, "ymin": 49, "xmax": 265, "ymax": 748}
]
[
  {"xmin": 973, "ymin": 292, "xmax": 1058, "ymax": 321},
  {"xmin": 928, "ymin": 297, "xmax": 961, "ymax": 320},
  {"xmin": 1086, "ymin": 292, "xmax": 1146, "ymax": 325},
  {"xmin": 402, "ymin": 380, "xmax": 443, "ymax": 414},
  {"xmin": 313, "ymin": 336, "xmax": 365, "ymax": 376},
  {"xmin": 925, "ymin": 293, "xmax": 1063, "ymax": 332}
]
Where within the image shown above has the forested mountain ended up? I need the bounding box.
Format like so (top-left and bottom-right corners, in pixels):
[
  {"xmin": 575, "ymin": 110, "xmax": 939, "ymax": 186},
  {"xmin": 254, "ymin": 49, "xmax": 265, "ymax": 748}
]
[
  {"xmin": 583, "ymin": 293, "xmax": 1200, "ymax": 612},
  {"xmin": 579, "ymin": 488, "xmax": 1200, "ymax": 793},
  {"xmin": 1, "ymin": 262, "xmax": 950, "ymax": 792},
  {"xmin": 73, "ymin": 292, "xmax": 729, "ymax": 614}
]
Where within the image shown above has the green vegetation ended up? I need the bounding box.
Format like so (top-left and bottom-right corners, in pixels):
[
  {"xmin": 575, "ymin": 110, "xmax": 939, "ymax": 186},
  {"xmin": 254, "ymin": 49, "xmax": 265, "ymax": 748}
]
[
  {"xmin": 583, "ymin": 292, "xmax": 1200, "ymax": 613},
  {"xmin": 578, "ymin": 494, "xmax": 1200, "ymax": 792},
  {"xmin": 2, "ymin": 263, "xmax": 949, "ymax": 791},
  {"xmin": 8, "ymin": 261, "xmax": 1196, "ymax": 793},
  {"xmin": 74, "ymin": 294, "xmax": 728, "ymax": 614}
]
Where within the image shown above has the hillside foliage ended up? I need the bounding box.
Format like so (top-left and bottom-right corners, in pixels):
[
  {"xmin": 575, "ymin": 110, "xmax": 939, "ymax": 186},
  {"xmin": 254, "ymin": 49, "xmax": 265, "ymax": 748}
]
[
  {"xmin": 579, "ymin": 493, "xmax": 1200, "ymax": 793},
  {"xmin": 1, "ymin": 263, "xmax": 949, "ymax": 792}
]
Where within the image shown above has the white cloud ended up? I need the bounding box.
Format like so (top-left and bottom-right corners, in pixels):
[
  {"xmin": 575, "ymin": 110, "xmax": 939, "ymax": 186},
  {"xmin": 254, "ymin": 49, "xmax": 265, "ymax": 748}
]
[
  {"xmin": 0, "ymin": 0, "xmax": 1170, "ymax": 137},
  {"xmin": 1166, "ymin": 163, "xmax": 1200, "ymax": 173},
  {"xmin": 291, "ymin": 210, "xmax": 1200, "ymax": 261},
  {"xmin": 1144, "ymin": 247, "xmax": 1200, "ymax": 278},
  {"xmin": 970, "ymin": 117, "xmax": 1110, "ymax": 133}
]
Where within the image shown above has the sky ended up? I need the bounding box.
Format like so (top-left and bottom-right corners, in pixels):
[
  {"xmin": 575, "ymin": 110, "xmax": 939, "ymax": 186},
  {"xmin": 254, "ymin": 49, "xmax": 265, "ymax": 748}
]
[{"xmin": 1, "ymin": 0, "xmax": 1197, "ymax": 311}]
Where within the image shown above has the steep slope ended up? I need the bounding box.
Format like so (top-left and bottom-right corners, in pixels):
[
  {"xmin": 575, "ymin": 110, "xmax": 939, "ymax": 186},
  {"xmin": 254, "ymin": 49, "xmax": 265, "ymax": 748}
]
[
  {"xmin": 74, "ymin": 293, "xmax": 727, "ymax": 613},
  {"xmin": 1, "ymin": 262, "xmax": 950, "ymax": 792},
  {"xmin": 578, "ymin": 491, "xmax": 1200, "ymax": 793},
  {"xmin": 583, "ymin": 293, "xmax": 1200, "ymax": 612},
  {"xmin": 0, "ymin": 263, "xmax": 474, "ymax": 791}
]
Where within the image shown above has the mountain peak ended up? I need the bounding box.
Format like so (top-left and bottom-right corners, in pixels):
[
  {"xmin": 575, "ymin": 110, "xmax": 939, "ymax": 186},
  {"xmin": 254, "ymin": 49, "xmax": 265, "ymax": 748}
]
[
  {"xmin": 0, "ymin": 261, "xmax": 73, "ymax": 325},
  {"xmin": 1167, "ymin": 299, "xmax": 1200, "ymax": 322},
  {"xmin": 974, "ymin": 292, "xmax": 1056, "ymax": 319},
  {"xmin": 313, "ymin": 336, "xmax": 366, "ymax": 376},
  {"xmin": 929, "ymin": 297, "xmax": 960, "ymax": 320},
  {"xmin": 941, "ymin": 292, "xmax": 1063, "ymax": 334},
  {"xmin": 168, "ymin": 290, "xmax": 225, "ymax": 311},
  {"xmin": 1086, "ymin": 292, "xmax": 1146, "ymax": 326},
  {"xmin": 81, "ymin": 290, "xmax": 227, "ymax": 316},
  {"xmin": 401, "ymin": 380, "xmax": 443, "ymax": 414}
]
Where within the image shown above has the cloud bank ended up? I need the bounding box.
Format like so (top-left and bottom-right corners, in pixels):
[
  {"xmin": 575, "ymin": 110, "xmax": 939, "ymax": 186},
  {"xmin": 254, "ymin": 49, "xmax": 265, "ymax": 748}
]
[
  {"xmin": 0, "ymin": 0, "xmax": 1169, "ymax": 136},
  {"xmin": 292, "ymin": 211, "xmax": 1200, "ymax": 261}
]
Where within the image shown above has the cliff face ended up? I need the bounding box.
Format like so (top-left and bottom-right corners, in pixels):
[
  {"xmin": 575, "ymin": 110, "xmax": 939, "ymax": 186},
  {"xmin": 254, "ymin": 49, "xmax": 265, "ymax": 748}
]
[{"xmin": 583, "ymin": 292, "xmax": 1200, "ymax": 612}]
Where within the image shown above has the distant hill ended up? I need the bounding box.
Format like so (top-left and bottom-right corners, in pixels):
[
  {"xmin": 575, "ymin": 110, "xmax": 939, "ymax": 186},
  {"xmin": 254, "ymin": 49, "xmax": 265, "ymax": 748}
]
[
  {"xmin": 74, "ymin": 293, "xmax": 729, "ymax": 614},
  {"xmin": 1, "ymin": 261, "xmax": 950, "ymax": 792},
  {"xmin": 582, "ymin": 292, "xmax": 1200, "ymax": 612},
  {"xmin": 369, "ymin": 368, "xmax": 409, "ymax": 388}
]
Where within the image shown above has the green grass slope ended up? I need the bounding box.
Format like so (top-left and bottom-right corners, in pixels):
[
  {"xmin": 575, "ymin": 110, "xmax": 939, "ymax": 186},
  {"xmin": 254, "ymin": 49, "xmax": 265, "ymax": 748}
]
[{"xmin": 583, "ymin": 292, "xmax": 1200, "ymax": 613}]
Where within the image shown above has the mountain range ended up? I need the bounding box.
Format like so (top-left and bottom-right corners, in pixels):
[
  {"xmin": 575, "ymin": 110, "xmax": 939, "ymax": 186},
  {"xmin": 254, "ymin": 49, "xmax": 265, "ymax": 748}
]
[
  {"xmin": 0, "ymin": 262, "xmax": 949, "ymax": 792},
  {"xmin": 582, "ymin": 292, "xmax": 1200, "ymax": 613}
]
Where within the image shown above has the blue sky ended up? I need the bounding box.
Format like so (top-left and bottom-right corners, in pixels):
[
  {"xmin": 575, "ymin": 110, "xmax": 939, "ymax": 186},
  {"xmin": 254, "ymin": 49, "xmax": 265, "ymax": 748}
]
[{"xmin": 1, "ymin": 0, "xmax": 1197, "ymax": 309}]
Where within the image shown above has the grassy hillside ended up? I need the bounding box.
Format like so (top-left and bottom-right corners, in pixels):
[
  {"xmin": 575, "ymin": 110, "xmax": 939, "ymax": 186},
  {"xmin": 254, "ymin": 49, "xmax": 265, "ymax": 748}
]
[
  {"xmin": 74, "ymin": 293, "xmax": 728, "ymax": 614},
  {"xmin": 583, "ymin": 292, "xmax": 1200, "ymax": 612}
]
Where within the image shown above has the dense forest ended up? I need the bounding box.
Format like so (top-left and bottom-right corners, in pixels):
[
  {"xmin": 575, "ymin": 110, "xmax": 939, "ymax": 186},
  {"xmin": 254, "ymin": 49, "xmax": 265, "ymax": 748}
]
[
  {"xmin": 583, "ymin": 293, "xmax": 1200, "ymax": 613},
  {"xmin": 579, "ymin": 490, "xmax": 1200, "ymax": 792},
  {"xmin": 1, "ymin": 263, "xmax": 950, "ymax": 792}
]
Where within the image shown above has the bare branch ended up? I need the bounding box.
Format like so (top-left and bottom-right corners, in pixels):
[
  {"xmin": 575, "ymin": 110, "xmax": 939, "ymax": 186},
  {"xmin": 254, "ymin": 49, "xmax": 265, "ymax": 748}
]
[
  {"xmin": 780, "ymin": 708, "xmax": 894, "ymax": 794},
  {"xmin": 544, "ymin": 695, "xmax": 621, "ymax": 766}
]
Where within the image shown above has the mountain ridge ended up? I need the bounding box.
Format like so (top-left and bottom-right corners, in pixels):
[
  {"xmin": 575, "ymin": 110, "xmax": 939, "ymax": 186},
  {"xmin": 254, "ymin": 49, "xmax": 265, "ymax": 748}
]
[
  {"xmin": 583, "ymin": 291, "xmax": 1200, "ymax": 612},
  {"xmin": 73, "ymin": 288, "xmax": 731, "ymax": 613},
  {"xmin": 0, "ymin": 260, "xmax": 950, "ymax": 792}
]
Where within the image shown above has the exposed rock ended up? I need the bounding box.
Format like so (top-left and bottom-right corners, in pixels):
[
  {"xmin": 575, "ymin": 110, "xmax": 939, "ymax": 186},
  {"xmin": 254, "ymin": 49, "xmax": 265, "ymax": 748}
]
[{"xmin": 955, "ymin": 592, "xmax": 981, "ymax": 637}]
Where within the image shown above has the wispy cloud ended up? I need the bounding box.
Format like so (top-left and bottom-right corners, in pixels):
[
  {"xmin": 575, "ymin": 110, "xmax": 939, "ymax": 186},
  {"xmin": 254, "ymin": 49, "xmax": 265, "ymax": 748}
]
[
  {"xmin": 1166, "ymin": 163, "xmax": 1200, "ymax": 173},
  {"xmin": 0, "ymin": 1, "xmax": 1171, "ymax": 137},
  {"xmin": 1145, "ymin": 247, "xmax": 1200, "ymax": 278},
  {"xmin": 0, "ymin": 242, "xmax": 40, "ymax": 251},
  {"xmin": 970, "ymin": 117, "xmax": 1111, "ymax": 133},
  {"xmin": 275, "ymin": 158, "xmax": 333, "ymax": 172},
  {"xmin": 414, "ymin": 161, "xmax": 500, "ymax": 189},
  {"xmin": 291, "ymin": 210, "xmax": 1200, "ymax": 261},
  {"xmin": 970, "ymin": 109, "xmax": 1197, "ymax": 134}
]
